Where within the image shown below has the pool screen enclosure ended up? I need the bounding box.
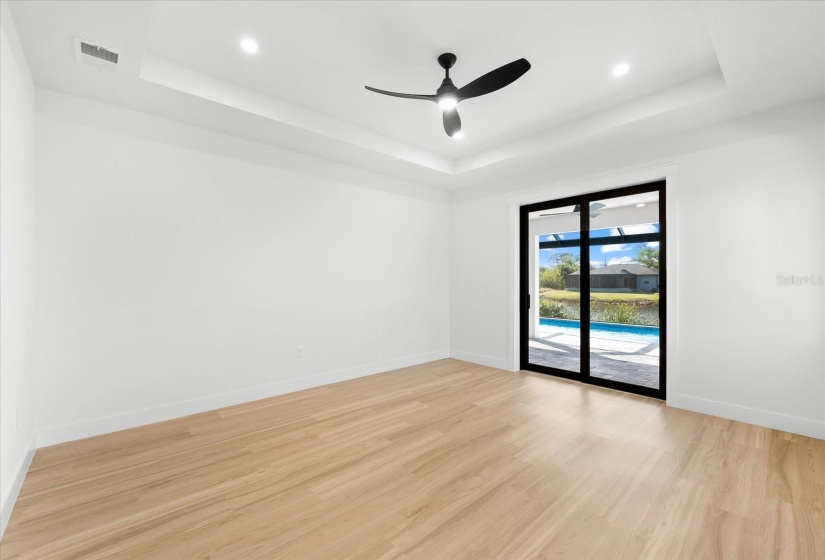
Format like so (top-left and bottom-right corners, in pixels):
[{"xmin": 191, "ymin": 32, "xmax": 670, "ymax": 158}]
[{"xmin": 519, "ymin": 180, "xmax": 666, "ymax": 400}]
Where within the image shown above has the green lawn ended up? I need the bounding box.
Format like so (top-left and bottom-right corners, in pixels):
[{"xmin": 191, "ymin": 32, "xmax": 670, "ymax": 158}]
[{"xmin": 540, "ymin": 289, "xmax": 659, "ymax": 303}]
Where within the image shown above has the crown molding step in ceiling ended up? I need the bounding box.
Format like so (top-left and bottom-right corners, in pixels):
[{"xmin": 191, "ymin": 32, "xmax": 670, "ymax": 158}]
[{"xmin": 7, "ymin": 1, "xmax": 824, "ymax": 189}]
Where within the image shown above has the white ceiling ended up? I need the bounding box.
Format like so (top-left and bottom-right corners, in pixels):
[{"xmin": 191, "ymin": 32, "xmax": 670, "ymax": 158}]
[
  {"xmin": 8, "ymin": 1, "xmax": 825, "ymax": 190},
  {"xmin": 145, "ymin": 1, "xmax": 720, "ymax": 159}
]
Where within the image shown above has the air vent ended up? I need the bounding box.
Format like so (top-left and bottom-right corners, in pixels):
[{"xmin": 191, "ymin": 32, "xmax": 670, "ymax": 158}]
[{"xmin": 74, "ymin": 37, "xmax": 119, "ymax": 73}]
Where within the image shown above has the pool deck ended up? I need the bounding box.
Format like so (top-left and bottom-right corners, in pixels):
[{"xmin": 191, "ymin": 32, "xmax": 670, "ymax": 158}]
[{"xmin": 528, "ymin": 324, "xmax": 659, "ymax": 389}]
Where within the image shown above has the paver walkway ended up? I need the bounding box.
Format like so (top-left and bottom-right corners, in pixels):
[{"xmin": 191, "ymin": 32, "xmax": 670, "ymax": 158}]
[{"xmin": 528, "ymin": 328, "xmax": 659, "ymax": 388}]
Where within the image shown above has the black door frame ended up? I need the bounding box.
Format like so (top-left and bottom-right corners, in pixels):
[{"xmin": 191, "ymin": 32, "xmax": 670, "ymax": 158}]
[{"xmin": 519, "ymin": 180, "xmax": 666, "ymax": 400}]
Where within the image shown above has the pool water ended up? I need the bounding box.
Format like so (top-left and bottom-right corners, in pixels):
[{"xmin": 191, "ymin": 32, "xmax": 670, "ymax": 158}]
[{"xmin": 539, "ymin": 317, "xmax": 659, "ymax": 344}]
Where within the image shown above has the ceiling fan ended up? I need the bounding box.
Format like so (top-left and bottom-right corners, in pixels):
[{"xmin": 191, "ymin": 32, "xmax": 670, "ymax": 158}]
[
  {"xmin": 365, "ymin": 53, "xmax": 531, "ymax": 138},
  {"xmin": 539, "ymin": 202, "xmax": 606, "ymax": 219}
]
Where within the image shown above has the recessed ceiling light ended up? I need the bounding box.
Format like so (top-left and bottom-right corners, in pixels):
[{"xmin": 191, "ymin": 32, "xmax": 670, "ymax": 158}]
[
  {"xmin": 612, "ymin": 63, "xmax": 630, "ymax": 77},
  {"xmin": 636, "ymin": 203, "xmax": 646, "ymax": 207},
  {"xmin": 438, "ymin": 98, "xmax": 457, "ymax": 110},
  {"xmin": 240, "ymin": 38, "xmax": 259, "ymax": 54},
  {"xmin": 453, "ymin": 131, "xmax": 464, "ymax": 140}
]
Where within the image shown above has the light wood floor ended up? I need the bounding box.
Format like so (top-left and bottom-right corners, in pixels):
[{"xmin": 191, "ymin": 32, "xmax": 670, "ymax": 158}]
[{"xmin": 2, "ymin": 359, "xmax": 823, "ymax": 559}]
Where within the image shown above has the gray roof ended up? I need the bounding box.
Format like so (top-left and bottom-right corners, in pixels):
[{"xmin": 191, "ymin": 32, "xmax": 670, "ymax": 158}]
[{"xmin": 568, "ymin": 263, "xmax": 658, "ymax": 276}]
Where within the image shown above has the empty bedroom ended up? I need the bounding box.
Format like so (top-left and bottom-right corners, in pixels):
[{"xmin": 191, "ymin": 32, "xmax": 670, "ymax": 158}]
[{"xmin": 1, "ymin": 1, "xmax": 823, "ymax": 558}]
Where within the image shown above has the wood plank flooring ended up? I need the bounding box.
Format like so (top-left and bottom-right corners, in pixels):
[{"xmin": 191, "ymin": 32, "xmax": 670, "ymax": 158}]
[{"xmin": 2, "ymin": 359, "xmax": 823, "ymax": 559}]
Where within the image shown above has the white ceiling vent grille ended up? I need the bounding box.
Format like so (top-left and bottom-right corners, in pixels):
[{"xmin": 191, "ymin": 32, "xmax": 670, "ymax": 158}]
[{"xmin": 74, "ymin": 37, "xmax": 119, "ymax": 73}]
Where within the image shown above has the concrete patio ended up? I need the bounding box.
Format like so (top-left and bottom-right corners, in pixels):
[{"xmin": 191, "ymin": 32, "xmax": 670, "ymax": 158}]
[{"xmin": 528, "ymin": 323, "xmax": 660, "ymax": 388}]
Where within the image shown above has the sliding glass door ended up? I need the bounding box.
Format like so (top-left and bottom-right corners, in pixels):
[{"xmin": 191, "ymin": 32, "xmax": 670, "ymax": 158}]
[
  {"xmin": 520, "ymin": 196, "xmax": 583, "ymax": 379},
  {"xmin": 585, "ymin": 189, "xmax": 662, "ymax": 392},
  {"xmin": 520, "ymin": 181, "xmax": 666, "ymax": 399}
]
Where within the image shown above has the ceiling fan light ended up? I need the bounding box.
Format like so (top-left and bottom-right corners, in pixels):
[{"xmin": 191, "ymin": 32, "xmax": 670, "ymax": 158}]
[
  {"xmin": 612, "ymin": 62, "xmax": 630, "ymax": 77},
  {"xmin": 240, "ymin": 38, "xmax": 259, "ymax": 54},
  {"xmin": 438, "ymin": 97, "xmax": 457, "ymax": 110}
]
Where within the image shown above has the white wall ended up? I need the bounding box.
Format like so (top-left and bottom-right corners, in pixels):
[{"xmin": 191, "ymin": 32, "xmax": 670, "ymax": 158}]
[
  {"xmin": 0, "ymin": 0, "xmax": 37, "ymax": 535},
  {"xmin": 449, "ymin": 196, "xmax": 512, "ymax": 370},
  {"xmin": 671, "ymin": 127, "xmax": 823, "ymax": 436},
  {"xmin": 450, "ymin": 108, "xmax": 825, "ymax": 438},
  {"xmin": 31, "ymin": 89, "xmax": 450, "ymax": 446}
]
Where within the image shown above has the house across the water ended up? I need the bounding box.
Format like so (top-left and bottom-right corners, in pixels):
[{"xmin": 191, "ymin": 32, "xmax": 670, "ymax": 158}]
[{"xmin": 565, "ymin": 263, "xmax": 659, "ymax": 293}]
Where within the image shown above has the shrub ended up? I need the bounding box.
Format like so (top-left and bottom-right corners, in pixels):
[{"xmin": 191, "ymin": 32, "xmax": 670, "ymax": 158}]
[
  {"xmin": 539, "ymin": 267, "xmax": 565, "ymax": 290},
  {"xmin": 590, "ymin": 302, "xmax": 659, "ymax": 325},
  {"xmin": 539, "ymin": 299, "xmax": 567, "ymax": 318},
  {"xmin": 540, "ymin": 299, "xmax": 658, "ymax": 326},
  {"xmin": 563, "ymin": 304, "xmax": 581, "ymax": 320}
]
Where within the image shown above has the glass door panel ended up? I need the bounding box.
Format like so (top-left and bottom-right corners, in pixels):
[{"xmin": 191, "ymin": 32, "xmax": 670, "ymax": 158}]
[
  {"xmin": 586, "ymin": 191, "xmax": 661, "ymax": 390},
  {"xmin": 524, "ymin": 204, "xmax": 582, "ymax": 377}
]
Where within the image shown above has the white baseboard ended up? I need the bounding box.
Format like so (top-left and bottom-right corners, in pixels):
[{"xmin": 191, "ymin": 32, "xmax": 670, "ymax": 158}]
[
  {"xmin": 669, "ymin": 393, "xmax": 825, "ymax": 440},
  {"xmin": 36, "ymin": 349, "xmax": 449, "ymax": 449},
  {"xmin": 449, "ymin": 349, "xmax": 513, "ymax": 371},
  {"xmin": 0, "ymin": 434, "xmax": 36, "ymax": 540}
]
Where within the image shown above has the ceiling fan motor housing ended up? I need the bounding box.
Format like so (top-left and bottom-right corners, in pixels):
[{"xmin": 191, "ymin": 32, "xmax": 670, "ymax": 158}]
[
  {"xmin": 437, "ymin": 53, "xmax": 459, "ymax": 93},
  {"xmin": 437, "ymin": 53, "xmax": 457, "ymax": 70},
  {"xmin": 437, "ymin": 78, "xmax": 457, "ymax": 95}
]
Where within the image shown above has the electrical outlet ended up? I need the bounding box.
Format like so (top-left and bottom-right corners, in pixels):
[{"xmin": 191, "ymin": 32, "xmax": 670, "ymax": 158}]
[{"xmin": 296, "ymin": 347, "xmax": 303, "ymax": 358}]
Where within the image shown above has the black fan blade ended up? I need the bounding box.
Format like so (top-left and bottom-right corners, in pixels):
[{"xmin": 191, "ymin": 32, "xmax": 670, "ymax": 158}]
[
  {"xmin": 456, "ymin": 58, "xmax": 531, "ymax": 101},
  {"xmin": 443, "ymin": 108, "xmax": 461, "ymax": 137},
  {"xmin": 365, "ymin": 86, "xmax": 436, "ymax": 102}
]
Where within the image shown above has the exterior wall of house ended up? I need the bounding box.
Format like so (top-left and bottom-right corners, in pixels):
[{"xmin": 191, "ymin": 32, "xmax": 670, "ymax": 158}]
[
  {"xmin": 637, "ymin": 275, "xmax": 659, "ymax": 292},
  {"xmin": 566, "ymin": 273, "xmax": 660, "ymax": 292},
  {"xmin": 593, "ymin": 275, "xmax": 636, "ymax": 291}
]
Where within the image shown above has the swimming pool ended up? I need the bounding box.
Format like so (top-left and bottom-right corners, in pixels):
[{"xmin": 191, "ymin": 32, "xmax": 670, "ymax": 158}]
[{"xmin": 539, "ymin": 317, "xmax": 659, "ymax": 344}]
